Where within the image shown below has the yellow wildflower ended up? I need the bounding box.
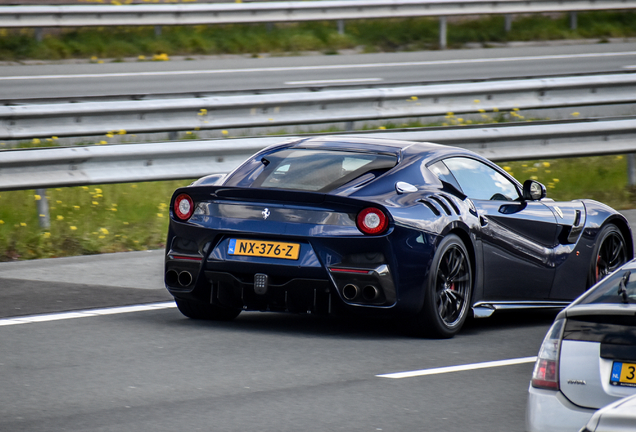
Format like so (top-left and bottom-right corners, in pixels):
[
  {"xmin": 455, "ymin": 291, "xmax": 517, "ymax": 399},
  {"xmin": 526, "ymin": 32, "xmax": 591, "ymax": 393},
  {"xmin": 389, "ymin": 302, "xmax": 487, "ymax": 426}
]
[
  {"xmin": 70, "ymin": 226, "xmax": 77, "ymax": 230},
  {"xmin": 57, "ymin": 215, "xmax": 64, "ymax": 221}
]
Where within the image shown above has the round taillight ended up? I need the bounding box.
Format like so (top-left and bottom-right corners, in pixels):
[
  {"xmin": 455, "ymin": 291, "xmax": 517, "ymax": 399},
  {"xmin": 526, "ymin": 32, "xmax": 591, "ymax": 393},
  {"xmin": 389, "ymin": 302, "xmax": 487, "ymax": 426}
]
[
  {"xmin": 356, "ymin": 207, "xmax": 388, "ymax": 235},
  {"xmin": 174, "ymin": 193, "xmax": 194, "ymax": 221}
]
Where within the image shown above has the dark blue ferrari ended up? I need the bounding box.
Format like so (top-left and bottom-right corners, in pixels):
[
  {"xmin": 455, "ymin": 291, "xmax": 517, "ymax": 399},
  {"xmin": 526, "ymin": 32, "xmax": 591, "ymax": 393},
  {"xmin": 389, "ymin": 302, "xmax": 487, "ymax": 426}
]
[{"xmin": 164, "ymin": 136, "xmax": 633, "ymax": 337}]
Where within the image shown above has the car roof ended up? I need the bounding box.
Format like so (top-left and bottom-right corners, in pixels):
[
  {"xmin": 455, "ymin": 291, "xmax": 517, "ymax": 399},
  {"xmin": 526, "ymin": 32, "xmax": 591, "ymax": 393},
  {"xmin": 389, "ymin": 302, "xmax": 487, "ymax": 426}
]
[
  {"xmin": 294, "ymin": 136, "xmax": 445, "ymax": 152},
  {"xmin": 291, "ymin": 136, "xmax": 479, "ymax": 164}
]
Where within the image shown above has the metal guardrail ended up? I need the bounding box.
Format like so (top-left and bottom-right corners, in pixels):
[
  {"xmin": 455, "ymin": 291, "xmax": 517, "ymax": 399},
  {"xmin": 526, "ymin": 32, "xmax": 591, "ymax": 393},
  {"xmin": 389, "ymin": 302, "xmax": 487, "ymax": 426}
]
[
  {"xmin": 0, "ymin": 0, "xmax": 631, "ymax": 28},
  {"xmin": 0, "ymin": 0, "xmax": 632, "ymax": 47},
  {"xmin": 2, "ymin": 73, "xmax": 635, "ymax": 141},
  {"xmin": 1, "ymin": 116, "xmax": 635, "ymax": 192}
]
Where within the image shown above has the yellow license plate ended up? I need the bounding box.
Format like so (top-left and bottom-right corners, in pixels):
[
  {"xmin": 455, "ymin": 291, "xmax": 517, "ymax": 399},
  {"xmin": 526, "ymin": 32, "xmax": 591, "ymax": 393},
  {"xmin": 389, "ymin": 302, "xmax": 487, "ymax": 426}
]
[
  {"xmin": 228, "ymin": 239, "xmax": 300, "ymax": 260},
  {"xmin": 610, "ymin": 362, "xmax": 636, "ymax": 387}
]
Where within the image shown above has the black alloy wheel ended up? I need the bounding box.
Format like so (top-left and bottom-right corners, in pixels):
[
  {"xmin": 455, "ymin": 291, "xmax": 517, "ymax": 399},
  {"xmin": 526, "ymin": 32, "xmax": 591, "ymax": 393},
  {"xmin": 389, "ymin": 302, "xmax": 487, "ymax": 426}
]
[
  {"xmin": 435, "ymin": 244, "xmax": 471, "ymax": 327},
  {"xmin": 590, "ymin": 224, "xmax": 628, "ymax": 286},
  {"xmin": 414, "ymin": 234, "xmax": 473, "ymax": 338}
]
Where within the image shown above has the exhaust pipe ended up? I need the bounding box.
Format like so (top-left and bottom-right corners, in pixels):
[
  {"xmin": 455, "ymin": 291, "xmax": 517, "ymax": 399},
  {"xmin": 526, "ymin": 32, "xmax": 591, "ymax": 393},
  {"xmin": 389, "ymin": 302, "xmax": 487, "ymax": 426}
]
[
  {"xmin": 178, "ymin": 271, "xmax": 193, "ymax": 287},
  {"xmin": 362, "ymin": 285, "xmax": 380, "ymax": 301},
  {"xmin": 342, "ymin": 284, "xmax": 359, "ymax": 301},
  {"xmin": 165, "ymin": 269, "xmax": 179, "ymax": 286}
]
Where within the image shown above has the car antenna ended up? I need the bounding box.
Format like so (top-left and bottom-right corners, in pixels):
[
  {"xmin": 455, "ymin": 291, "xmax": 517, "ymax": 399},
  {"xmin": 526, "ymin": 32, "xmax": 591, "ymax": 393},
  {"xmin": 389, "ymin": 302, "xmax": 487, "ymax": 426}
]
[{"xmin": 618, "ymin": 271, "xmax": 630, "ymax": 304}]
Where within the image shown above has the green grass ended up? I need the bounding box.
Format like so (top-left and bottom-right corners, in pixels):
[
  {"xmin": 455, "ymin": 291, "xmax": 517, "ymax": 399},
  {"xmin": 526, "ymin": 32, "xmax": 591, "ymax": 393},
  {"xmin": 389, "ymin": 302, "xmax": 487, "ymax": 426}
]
[
  {"xmin": 1, "ymin": 154, "xmax": 634, "ymax": 262},
  {"xmin": 0, "ymin": 180, "xmax": 192, "ymax": 261},
  {"xmin": 502, "ymin": 155, "xmax": 634, "ymax": 210},
  {"xmin": 0, "ymin": 11, "xmax": 634, "ymax": 61}
]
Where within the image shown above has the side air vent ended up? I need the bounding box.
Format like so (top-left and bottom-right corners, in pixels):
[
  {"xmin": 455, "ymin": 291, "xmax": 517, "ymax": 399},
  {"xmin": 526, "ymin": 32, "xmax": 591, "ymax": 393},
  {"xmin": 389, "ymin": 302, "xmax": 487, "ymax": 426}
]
[
  {"xmin": 429, "ymin": 195, "xmax": 452, "ymax": 215},
  {"xmin": 418, "ymin": 199, "xmax": 441, "ymax": 216},
  {"xmin": 439, "ymin": 193, "xmax": 460, "ymax": 214}
]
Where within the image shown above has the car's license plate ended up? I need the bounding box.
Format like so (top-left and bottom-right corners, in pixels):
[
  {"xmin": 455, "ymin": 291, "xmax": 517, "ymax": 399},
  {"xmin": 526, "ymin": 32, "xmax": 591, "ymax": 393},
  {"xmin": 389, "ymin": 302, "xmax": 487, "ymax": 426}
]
[
  {"xmin": 228, "ymin": 239, "xmax": 300, "ymax": 260},
  {"xmin": 610, "ymin": 362, "xmax": 636, "ymax": 387}
]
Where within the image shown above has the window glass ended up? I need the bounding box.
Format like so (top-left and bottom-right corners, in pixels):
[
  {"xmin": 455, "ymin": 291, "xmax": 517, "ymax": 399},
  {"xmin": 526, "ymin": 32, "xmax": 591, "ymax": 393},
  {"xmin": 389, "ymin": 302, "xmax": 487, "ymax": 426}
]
[
  {"xmin": 253, "ymin": 149, "xmax": 397, "ymax": 192},
  {"xmin": 578, "ymin": 270, "xmax": 636, "ymax": 305},
  {"xmin": 429, "ymin": 160, "xmax": 462, "ymax": 191},
  {"xmin": 443, "ymin": 157, "xmax": 520, "ymax": 201}
]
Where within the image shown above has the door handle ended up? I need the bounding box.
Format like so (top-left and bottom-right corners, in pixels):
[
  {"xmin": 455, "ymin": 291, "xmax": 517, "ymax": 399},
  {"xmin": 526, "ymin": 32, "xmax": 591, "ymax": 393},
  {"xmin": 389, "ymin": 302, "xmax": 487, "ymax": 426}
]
[{"xmin": 480, "ymin": 216, "xmax": 488, "ymax": 227}]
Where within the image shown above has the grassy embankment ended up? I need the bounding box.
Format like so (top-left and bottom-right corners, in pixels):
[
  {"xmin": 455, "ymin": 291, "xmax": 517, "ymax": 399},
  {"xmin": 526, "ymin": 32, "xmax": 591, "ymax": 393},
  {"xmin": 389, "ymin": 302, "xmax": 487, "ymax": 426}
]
[{"xmin": 0, "ymin": 11, "xmax": 635, "ymax": 259}]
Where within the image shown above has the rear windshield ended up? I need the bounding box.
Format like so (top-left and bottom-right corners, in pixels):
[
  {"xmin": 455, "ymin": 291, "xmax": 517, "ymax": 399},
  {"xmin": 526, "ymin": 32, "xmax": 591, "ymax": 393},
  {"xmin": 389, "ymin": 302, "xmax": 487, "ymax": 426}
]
[
  {"xmin": 579, "ymin": 269, "xmax": 636, "ymax": 305},
  {"xmin": 251, "ymin": 149, "xmax": 397, "ymax": 192}
]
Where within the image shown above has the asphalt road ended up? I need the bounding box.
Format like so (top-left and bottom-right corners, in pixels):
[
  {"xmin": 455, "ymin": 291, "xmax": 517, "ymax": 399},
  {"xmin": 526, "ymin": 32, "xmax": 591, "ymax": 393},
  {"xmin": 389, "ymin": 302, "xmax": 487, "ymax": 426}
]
[
  {"xmin": 2, "ymin": 211, "xmax": 636, "ymax": 432},
  {"xmin": 1, "ymin": 41, "xmax": 636, "ymax": 100},
  {"xmin": 0, "ymin": 251, "xmax": 556, "ymax": 432},
  {"xmin": 1, "ymin": 213, "xmax": 636, "ymax": 432}
]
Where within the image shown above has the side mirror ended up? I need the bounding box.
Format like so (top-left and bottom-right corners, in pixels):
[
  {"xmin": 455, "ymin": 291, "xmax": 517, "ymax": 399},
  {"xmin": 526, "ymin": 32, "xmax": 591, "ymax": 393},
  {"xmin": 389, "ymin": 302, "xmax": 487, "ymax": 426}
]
[{"xmin": 522, "ymin": 180, "xmax": 546, "ymax": 201}]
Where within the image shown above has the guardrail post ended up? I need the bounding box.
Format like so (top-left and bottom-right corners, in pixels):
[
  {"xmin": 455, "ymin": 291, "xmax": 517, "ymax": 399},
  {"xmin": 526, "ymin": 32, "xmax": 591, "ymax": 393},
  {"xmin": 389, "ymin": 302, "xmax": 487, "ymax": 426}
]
[
  {"xmin": 569, "ymin": 12, "xmax": 577, "ymax": 30},
  {"xmin": 439, "ymin": 16, "xmax": 447, "ymax": 50},
  {"xmin": 504, "ymin": 14, "xmax": 513, "ymax": 32},
  {"xmin": 34, "ymin": 28, "xmax": 43, "ymax": 42},
  {"xmin": 35, "ymin": 188, "xmax": 50, "ymax": 229},
  {"xmin": 154, "ymin": 25, "xmax": 162, "ymax": 37},
  {"xmin": 628, "ymin": 154, "xmax": 636, "ymax": 187},
  {"xmin": 337, "ymin": 19, "xmax": 345, "ymax": 35}
]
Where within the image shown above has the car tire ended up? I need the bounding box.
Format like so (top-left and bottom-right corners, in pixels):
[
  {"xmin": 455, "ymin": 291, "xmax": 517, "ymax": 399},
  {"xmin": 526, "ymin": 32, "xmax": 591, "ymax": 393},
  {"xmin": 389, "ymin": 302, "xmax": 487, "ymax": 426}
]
[
  {"xmin": 588, "ymin": 223, "xmax": 628, "ymax": 287},
  {"xmin": 413, "ymin": 234, "xmax": 473, "ymax": 338},
  {"xmin": 175, "ymin": 298, "xmax": 241, "ymax": 321}
]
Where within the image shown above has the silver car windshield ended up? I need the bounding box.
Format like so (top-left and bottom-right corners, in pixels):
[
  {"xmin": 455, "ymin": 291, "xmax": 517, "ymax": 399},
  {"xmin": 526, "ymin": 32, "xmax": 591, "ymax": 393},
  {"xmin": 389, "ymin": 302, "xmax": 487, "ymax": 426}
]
[{"xmin": 580, "ymin": 269, "xmax": 636, "ymax": 305}]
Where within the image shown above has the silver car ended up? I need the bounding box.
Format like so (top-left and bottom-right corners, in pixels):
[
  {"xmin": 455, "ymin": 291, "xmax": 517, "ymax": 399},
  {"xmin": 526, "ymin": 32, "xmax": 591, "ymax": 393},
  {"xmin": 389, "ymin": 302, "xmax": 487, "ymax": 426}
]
[
  {"xmin": 526, "ymin": 259, "xmax": 636, "ymax": 432},
  {"xmin": 580, "ymin": 393, "xmax": 636, "ymax": 432}
]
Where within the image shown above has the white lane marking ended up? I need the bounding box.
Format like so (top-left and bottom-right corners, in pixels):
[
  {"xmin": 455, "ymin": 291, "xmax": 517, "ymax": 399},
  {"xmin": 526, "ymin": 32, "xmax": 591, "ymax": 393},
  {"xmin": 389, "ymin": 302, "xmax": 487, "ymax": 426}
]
[
  {"xmin": 285, "ymin": 77, "xmax": 383, "ymax": 85},
  {"xmin": 1, "ymin": 51, "xmax": 635, "ymax": 81},
  {"xmin": 377, "ymin": 356, "xmax": 537, "ymax": 379},
  {"xmin": 0, "ymin": 302, "xmax": 176, "ymax": 327}
]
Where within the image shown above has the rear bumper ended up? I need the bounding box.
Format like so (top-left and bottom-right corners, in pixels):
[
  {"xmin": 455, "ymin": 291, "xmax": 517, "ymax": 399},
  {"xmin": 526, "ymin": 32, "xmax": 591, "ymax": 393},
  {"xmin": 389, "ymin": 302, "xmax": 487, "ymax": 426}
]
[{"xmin": 526, "ymin": 385, "xmax": 595, "ymax": 432}]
